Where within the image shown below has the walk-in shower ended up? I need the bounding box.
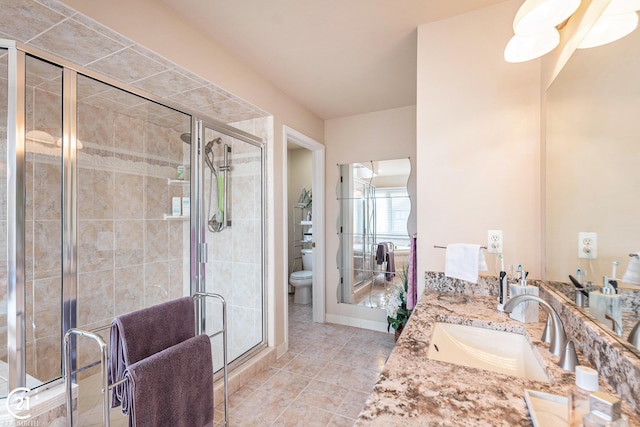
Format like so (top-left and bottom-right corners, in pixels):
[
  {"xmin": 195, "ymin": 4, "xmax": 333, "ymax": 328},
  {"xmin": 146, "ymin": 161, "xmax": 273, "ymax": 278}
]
[{"xmin": 1, "ymin": 40, "xmax": 266, "ymax": 415}]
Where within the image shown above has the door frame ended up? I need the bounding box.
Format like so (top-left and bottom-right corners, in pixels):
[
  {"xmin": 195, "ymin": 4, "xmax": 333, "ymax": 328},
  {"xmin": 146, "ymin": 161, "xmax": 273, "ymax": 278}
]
[{"xmin": 283, "ymin": 126, "xmax": 325, "ymax": 326}]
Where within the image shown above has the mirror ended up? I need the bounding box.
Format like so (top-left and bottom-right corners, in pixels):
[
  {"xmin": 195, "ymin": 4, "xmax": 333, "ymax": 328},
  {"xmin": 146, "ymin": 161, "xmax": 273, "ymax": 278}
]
[
  {"xmin": 545, "ymin": 27, "xmax": 640, "ymax": 355},
  {"xmin": 336, "ymin": 158, "xmax": 411, "ymax": 308}
]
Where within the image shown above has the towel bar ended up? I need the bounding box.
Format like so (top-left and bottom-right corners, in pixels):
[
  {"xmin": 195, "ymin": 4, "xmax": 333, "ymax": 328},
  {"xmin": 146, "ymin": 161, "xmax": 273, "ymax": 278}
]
[
  {"xmin": 63, "ymin": 292, "xmax": 229, "ymax": 427},
  {"xmin": 434, "ymin": 245, "xmax": 488, "ymax": 249}
]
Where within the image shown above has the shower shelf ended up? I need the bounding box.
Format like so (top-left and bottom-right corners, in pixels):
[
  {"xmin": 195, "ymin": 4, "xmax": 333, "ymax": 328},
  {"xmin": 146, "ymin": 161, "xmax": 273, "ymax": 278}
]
[
  {"xmin": 167, "ymin": 178, "xmax": 190, "ymax": 185},
  {"xmin": 163, "ymin": 214, "xmax": 190, "ymax": 220}
]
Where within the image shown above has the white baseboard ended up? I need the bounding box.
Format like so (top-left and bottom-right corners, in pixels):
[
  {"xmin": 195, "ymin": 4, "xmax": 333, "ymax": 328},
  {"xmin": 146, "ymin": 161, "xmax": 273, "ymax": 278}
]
[{"xmin": 325, "ymin": 314, "xmax": 391, "ymax": 333}]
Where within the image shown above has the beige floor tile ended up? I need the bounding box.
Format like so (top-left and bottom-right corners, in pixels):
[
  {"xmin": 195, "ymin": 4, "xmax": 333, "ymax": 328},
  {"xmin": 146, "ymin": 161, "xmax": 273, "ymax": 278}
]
[
  {"xmin": 296, "ymin": 379, "xmax": 350, "ymax": 413},
  {"xmin": 260, "ymin": 370, "xmax": 312, "ymax": 400},
  {"xmin": 328, "ymin": 414, "xmax": 356, "ymax": 427},
  {"xmin": 230, "ymin": 388, "xmax": 293, "ymax": 426},
  {"xmin": 272, "ymin": 402, "xmax": 335, "ymax": 427},
  {"xmin": 336, "ymin": 390, "xmax": 370, "ymax": 420},
  {"xmin": 282, "ymin": 353, "xmax": 329, "ymax": 378}
]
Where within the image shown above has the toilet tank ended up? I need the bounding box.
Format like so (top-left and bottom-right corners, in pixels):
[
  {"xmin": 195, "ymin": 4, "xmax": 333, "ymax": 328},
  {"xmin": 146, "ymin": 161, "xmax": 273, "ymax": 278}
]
[{"xmin": 301, "ymin": 248, "xmax": 313, "ymax": 271}]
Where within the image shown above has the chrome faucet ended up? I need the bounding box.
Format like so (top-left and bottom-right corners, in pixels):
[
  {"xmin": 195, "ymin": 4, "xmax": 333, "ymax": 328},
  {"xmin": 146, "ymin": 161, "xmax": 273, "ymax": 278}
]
[
  {"xmin": 503, "ymin": 294, "xmax": 567, "ymax": 357},
  {"xmin": 629, "ymin": 320, "xmax": 640, "ymax": 350},
  {"xmin": 605, "ymin": 313, "xmax": 623, "ymax": 337}
]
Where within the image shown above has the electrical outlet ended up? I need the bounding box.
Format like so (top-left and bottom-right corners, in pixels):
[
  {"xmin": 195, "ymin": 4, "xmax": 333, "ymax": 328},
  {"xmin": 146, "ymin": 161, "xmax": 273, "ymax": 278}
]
[
  {"xmin": 578, "ymin": 232, "xmax": 598, "ymax": 259},
  {"xmin": 488, "ymin": 230, "xmax": 503, "ymax": 254}
]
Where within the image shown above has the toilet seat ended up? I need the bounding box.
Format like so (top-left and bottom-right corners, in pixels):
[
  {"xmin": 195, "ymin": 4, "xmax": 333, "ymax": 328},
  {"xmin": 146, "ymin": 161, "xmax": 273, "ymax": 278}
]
[{"xmin": 290, "ymin": 270, "xmax": 312, "ymax": 281}]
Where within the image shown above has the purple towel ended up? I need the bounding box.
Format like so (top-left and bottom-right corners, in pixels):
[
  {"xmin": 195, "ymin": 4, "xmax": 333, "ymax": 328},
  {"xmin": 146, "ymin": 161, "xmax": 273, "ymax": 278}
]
[
  {"xmin": 109, "ymin": 296, "xmax": 195, "ymax": 407},
  {"xmin": 122, "ymin": 334, "xmax": 213, "ymax": 427},
  {"xmin": 407, "ymin": 234, "xmax": 418, "ymax": 310}
]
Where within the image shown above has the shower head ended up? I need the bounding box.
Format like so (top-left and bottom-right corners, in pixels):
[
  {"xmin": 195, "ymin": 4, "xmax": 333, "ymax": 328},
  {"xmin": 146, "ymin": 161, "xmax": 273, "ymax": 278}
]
[{"xmin": 180, "ymin": 133, "xmax": 191, "ymax": 144}]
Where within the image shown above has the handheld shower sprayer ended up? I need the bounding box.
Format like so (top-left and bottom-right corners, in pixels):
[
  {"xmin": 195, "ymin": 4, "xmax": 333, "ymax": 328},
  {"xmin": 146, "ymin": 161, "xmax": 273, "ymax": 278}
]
[{"xmin": 204, "ymin": 137, "xmax": 231, "ymax": 233}]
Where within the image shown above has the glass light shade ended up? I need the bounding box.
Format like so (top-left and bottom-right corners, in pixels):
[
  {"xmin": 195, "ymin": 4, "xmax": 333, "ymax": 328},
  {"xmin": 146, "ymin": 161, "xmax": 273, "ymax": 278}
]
[
  {"xmin": 25, "ymin": 130, "xmax": 55, "ymax": 144},
  {"xmin": 504, "ymin": 27, "xmax": 560, "ymax": 63},
  {"xmin": 578, "ymin": 12, "xmax": 638, "ymax": 49},
  {"xmin": 513, "ymin": 0, "xmax": 582, "ymax": 36},
  {"xmin": 604, "ymin": 0, "xmax": 640, "ymax": 15}
]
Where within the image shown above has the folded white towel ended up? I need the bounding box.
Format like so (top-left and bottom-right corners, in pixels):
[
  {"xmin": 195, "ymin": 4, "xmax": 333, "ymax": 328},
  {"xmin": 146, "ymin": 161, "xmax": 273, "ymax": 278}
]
[
  {"xmin": 445, "ymin": 243, "xmax": 488, "ymax": 284},
  {"xmin": 622, "ymin": 253, "xmax": 640, "ymax": 286}
]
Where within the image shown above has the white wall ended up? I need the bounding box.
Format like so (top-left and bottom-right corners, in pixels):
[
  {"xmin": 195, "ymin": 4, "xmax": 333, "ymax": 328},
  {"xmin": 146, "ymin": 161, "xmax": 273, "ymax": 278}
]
[
  {"xmin": 325, "ymin": 105, "xmax": 416, "ymax": 329},
  {"xmin": 287, "ymin": 148, "xmax": 312, "ymax": 273},
  {"xmin": 61, "ymin": 0, "xmax": 324, "ymax": 351},
  {"xmin": 416, "ymin": 0, "xmax": 543, "ymax": 297}
]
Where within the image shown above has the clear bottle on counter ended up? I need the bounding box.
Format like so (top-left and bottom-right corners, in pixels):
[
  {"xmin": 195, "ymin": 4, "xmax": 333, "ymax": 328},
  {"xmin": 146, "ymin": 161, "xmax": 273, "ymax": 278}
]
[
  {"xmin": 583, "ymin": 391, "xmax": 628, "ymax": 427},
  {"xmin": 569, "ymin": 366, "xmax": 599, "ymax": 427}
]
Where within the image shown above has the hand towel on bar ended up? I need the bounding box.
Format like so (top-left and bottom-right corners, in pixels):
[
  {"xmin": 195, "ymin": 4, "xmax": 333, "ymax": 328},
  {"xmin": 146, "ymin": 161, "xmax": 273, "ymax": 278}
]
[
  {"xmin": 407, "ymin": 234, "xmax": 418, "ymax": 310},
  {"xmin": 445, "ymin": 244, "xmax": 488, "ymax": 284},
  {"xmin": 376, "ymin": 243, "xmax": 389, "ymax": 265},
  {"xmin": 109, "ymin": 296, "xmax": 195, "ymax": 407},
  {"xmin": 385, "ymin": 251, "xmax": 396, "ymax": 281},
  {"xmin": 122, "ymin": 334, "xmax": 213, "ymax": 427},
  {"xmin": 623, "ymin": 253, "xmax": 640, "ymax": 286}
]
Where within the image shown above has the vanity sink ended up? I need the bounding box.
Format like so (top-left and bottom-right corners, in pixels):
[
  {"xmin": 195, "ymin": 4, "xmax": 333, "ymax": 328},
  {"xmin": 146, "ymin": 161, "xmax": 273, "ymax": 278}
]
[{"xmin": 427, "ymin": 322, "xmax": 551, "ymax": 383}]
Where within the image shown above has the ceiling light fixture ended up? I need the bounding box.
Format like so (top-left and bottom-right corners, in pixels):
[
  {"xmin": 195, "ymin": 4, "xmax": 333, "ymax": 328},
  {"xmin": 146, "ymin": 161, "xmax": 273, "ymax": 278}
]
[
  {"xmin": 505, "ymin": 0, "xmax": 581, "ymax": 63},
  {"xmin": 505, "ymin": 0, "xmax": 640, "ymax": 62},
  {"xmin": 513, "ymin": 0, "xmax": 581, "ymax": 36},
  {"xmin": 505, "ymin": 27, "xmax": 560, "ymax": 63},
  {"xmin": 578, "ymin": 0, "xmax": 640, "ymax": 49}
]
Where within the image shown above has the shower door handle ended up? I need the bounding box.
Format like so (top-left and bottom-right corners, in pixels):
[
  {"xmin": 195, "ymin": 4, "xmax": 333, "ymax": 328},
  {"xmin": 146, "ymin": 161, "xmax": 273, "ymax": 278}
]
[{"xmin": 200, "ymin": 243, "xmax": 208, "ymax": 263}]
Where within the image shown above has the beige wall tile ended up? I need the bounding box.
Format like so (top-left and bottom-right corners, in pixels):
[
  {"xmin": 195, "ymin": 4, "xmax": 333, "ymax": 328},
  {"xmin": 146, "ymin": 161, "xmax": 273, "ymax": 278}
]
[
  {"xmin": 78, "ymin": 269, "xmax": 114, "ymax": 326},
  {"xmin": 114, "ymin": 220, "xmax": 143, "ymax": 267},
  {"xmin": 77, "ymin": 220, "xmax": 114, "ymax": 273},
  {"xmin": 114, "ymin": 265, "xmax": 144, "ymax": 316},
  {"xmin": 114, "ymin": 173, "xmax": 143, "ymax": 220}
]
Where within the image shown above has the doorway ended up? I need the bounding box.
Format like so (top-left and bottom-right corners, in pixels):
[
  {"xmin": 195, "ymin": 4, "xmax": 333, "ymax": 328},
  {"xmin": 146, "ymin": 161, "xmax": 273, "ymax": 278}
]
[{"xmin": 283, "ymin": 126, "xmax": 325, "ymax": 336}]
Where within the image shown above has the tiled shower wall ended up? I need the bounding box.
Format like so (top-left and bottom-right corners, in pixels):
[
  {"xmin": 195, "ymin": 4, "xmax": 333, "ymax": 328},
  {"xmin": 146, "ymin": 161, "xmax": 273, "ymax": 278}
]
[
  {"xmin": 15, "ymin": 63, "xmax": 193, "ymax": 383},
  {"xmin": 1, "ymin": 0, "xmax": 272, "ymax": 389},
  {"xmin": 73, "ymin": 77, "xmax": 192, "ymax": 377}
]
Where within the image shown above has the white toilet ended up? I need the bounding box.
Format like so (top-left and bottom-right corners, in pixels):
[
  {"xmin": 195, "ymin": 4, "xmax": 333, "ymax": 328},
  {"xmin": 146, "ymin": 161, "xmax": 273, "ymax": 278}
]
[{"xmin": 290, "ymin": 248, "xmax": 313, "ymax": 304}]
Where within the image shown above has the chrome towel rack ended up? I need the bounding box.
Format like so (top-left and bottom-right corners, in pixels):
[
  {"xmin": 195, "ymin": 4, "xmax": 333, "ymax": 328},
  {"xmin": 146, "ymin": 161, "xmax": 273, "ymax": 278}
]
[
  {"xmin": 63, "ymin": 292, "xmax": 228, "ymax": 427},
  {"xmin": 434, "ymin": 245, "xmax": 487, "ymax": 249}
]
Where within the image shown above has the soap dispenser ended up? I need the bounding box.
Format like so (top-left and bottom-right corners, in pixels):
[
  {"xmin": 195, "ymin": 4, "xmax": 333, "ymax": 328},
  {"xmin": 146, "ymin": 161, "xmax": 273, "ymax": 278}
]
[
  {"xmin": 588, "ymin": 277, "xmax": 622, "ymax": 335},
  {"xmin": 508, "ymin": 267, "xmax": 539, "ymax": 323}
]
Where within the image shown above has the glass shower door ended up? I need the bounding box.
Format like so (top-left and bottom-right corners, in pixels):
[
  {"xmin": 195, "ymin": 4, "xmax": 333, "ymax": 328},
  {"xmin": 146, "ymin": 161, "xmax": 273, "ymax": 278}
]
[
  {"xmin": 23, "ymin": 55, "xmax": 64, "ymax": 390},
  {"xmin": 199, "ymin": 122, "xmax": 265, "ymax": 370},
  {"xmin": 0, "ymin": 47, "xmax": 8, "ymax": 397}
]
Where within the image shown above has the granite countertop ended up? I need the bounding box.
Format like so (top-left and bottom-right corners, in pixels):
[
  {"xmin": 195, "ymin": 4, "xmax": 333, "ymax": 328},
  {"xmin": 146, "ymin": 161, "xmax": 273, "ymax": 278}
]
[{"xmin": 357, "ymin": 291, "xmax": 640, "ymax": 426}]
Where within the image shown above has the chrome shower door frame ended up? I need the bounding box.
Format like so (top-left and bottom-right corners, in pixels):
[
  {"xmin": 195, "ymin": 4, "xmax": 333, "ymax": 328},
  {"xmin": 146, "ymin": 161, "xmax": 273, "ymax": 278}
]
[{"xmin": 195, "ymin": 119, "xmax": 267, "ymax": 360}]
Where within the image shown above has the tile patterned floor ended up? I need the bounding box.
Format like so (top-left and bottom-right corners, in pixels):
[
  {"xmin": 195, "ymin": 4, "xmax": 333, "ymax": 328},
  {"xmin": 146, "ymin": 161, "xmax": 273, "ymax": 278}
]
[
  {"xmin": 215, "ymin": 297, "xmax": 395, "ymax": 426},
  {"xmin": 78, "ymin": 296, "xmax": 395, "ymax": 426}
]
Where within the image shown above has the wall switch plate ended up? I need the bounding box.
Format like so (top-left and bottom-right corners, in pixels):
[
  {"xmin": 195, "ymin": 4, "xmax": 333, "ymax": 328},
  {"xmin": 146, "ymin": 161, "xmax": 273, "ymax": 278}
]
[
  {"xmin": 488, "ymin": 230, "xmax": 503, "ymax": 254},
  {"xmin": 578, "ymin": 232, "xmax": 597, "ymax": 259}
]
